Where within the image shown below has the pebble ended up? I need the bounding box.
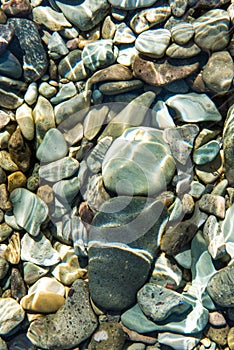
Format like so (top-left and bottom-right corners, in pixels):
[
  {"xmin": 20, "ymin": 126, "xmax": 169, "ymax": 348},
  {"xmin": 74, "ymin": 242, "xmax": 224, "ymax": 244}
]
[
  {"xmin": 38, "ymin": 81, "xmax": 57, "ymax": 98},
  {"xmin": 193, "ymin": 140, "xmax": 220, "ymax": 165},
  {"xmin": 58, "ymin": 50, "xmax": 88, "ymax": 82},
  {"xmin": 165, "ymin": 92, "xmax": 222, "ymax": 122},
  {"xmin": 195, "ymin": 150, "xmax": 224, "ymax": 184},
  {"xmin": 36, "ymin": 128, "xmax": 68, "ymax": 162},
  {"xmin": 86, "ymin": 64, "xmax": 132, "ymax": 87},
  {"xmin": 50, "ymin": 82, "xmax": 77, "ymax": 104},
  {"xmin": 1, "ymin": 0, "xmax": 31, "ymax": 16},
  {"xmin": 202, "ymin": 51, "xmax": 234, "ymax": 93},
  {"xmin": 8, "ymin": 18, "xmax": 48, "ymax": 82},
  {"xmin": 0, "ymin": 151, "xmax": 19, "ymax": 172},
  {"xmin": 0, "ymin": 184, "xmax": 12, "ymax": 211},
  {"xmin": 158, "ymin": 332, "xmax": 201, "ymax": 350},
  {"xmin": 83, "ymin": 174, "xmax": 110, "ymax": 212},
  {"xmin": 0, "ymin": 50, "xmax": 22, "ymax": 79},
  {"xmin": 102, "ymin": 127, "xmax": 176, "ymax": 196},
  {"xmin": 228, "ymin": 328, "xmax": 234, "ymax": 350},
  {"xmin": 209, "ymin": 311, "xmax": 227, "ymax": 327},
  {"xmin": 207, "ymin": 264, "xmax": 234, "ymax": 307},
  {"xmin": 99, "ymin": 80, "xmax": 144, "ymax": 95},
  {"xmin": 137, "ymin": 283, "xmax": 191, "ymax": 322},
  {"xmin": 0, "ymin": 88, "xmax": 23, "ymax": 109},
  {"xmin": 0, "ymin": 24, "xmax": 14, "ymax": 55},
  {"xmin": 54, "ymin": 0, "xmax": 110, "ymax": 31},
  {"xmin": 15, "ymin": 103, "xmax": 34, "ymax": 141},
  {"xmin": 10, "ymin": 188, "xmax": 48, "ymax": 237},
  {"xmin": 23, "ymin": 262, "xmax": 49, "ymax": 285},
  {"xmin": 193, "ymin": 9, "xmax": 230, "ymax": 51},
  {"xmin": 0, "ymin": 256, "xmax": 9, "ymax": 280},
  {"xmin": 24, "ymin": 82, "xmax": 38, "ymax": 105},
  {"xmin": 48, "ymin": 32, "xmax": 69, "ymax": 59},
  {"xmin": 133, "ymin": 55, "xmax": 199, "ymax": 86},
  {"xmin": 33, "ymin": 95, "xmax": 55, "ymax": 146},
  {"xmin": 39, "ymin": 156, "xmax": 79, "ymax": 182},
  {"xmin": 21, "ymin": 232, "xmax": 60, "ymax": 266},
  {"xmin": 0, "ymin": 222, "xmax": 12, "ymax": 242},
  {"xmin": 7, "ymin": 171, "xmax": 26, "ymax": 193},
  {"xmin": 82, "ymin": 39, "xmax": 117, "ymax": 72},
  {"xmin": 102, "ymin": 15, "xmax": 116, "ymax": 39},
  {"xmin": 170, "ymin": 22, "xmax": 194, "ymax": 45},
  {"xmin": 27, "ymin": 279, "xmax": 98, "ymax": 349},
  {"xmin": 8, "ymin": 128, "xmax": 31, "ymax": 172},
  {"xmin": 32, "ymin": 6, "xmax": 72, "ymax": 31},
  {"xmin": 117, "ymin": 45, "xmax": 138, "ymax": 66},
  {"xmin": 10, "ymin": 267, "xmax": 27, "ymax": 302},
  {"xmin": 88, "ymin": 322, "xmax": 126, "ymax": 350},
  {"xmin": 4, "ymin": 232, "xmax": 20, "ymax": 265},
  {"xmin": 203, "ymin": 215, "xmax": 225, "ymax": 260},
  {"xmin": 166, "ymin": 42, "xmax": 201, "ymax": 58},
  {"xmin": 0, "ymin": 297, "xmax": 25, "ymax": 335},
  {"xmin": 223, "ymin": 104, "xmax": 234, "ymax": 186},
  {"xmin": 199, "ymin": 194, "xmax": 225, "ymax": 219},
  {"xmin": 108, "ymin": 0, "xmax": 157, "ymax": 9},
  {"xmin": 130, "ymin": 5, "xmax": 171, "ymax": 34},
  {"xmin": 114, "ymin": 23, "xmax": 136, "ymax": 44},
  {"xmin": 135, "ymin": 29, "xmax": 171, "ymax": 58},
  {"xmin": 205, "ymin": 324, "xmax": 229, "ymax": 347}
]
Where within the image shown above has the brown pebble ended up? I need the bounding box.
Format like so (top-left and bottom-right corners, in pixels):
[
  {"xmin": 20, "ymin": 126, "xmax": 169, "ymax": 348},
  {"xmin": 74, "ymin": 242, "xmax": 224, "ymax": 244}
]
[
  {"xmin": 79, "ymin": 202, "xmax": 94, "ymax": 225},
  {"xmin": 228, "ymin": 327, "xmax": 234, "ymax": 350},
  {"xmin": 87, "ymin": 64, "xmax": 133, "ymax": 87},
  {"xmin": 0, "ymin": 167, "xmax": 6, "ymax": 184},
  {"xmin": 199, "ymin": 194, "xmax": 226, "ymax": 219},
  {"xmin": 0, "ymin": 183, "xmax": 12, "ymax": 211},
  {"xmin": 133, "ymin": 55, "xmax": 199, "ymax": 86},
  {"xmin": 205, "ymin": 324, "xmax": 229, "ymax": 346},
  {"xmin": 8, "ymin": 128, "xmax": 31, "ymax": 172},
  {"xmin": 7, "ymin": 171, "xmax": 27, "ymax": 192},
  {"xmin": 121, "ymin": 323, "xmax": 157, "ymax": 344},
  {"xmin": 11, "ymin": 267, "xmax": 27, "ymax": 302},
  {"xmin": 209, "ymin": 311, "xmax": 227, "ymax": 327},
  {"xmin": 4, "ymin": 232, "xmax": 21, "ymax": 265},
  {"xmin": 0, "ymin": 8, "xmax": 7, "ymax": 23},
  {"xmin": 66, "ymin": 38, "xmax": 79, "ymax": 50},
  {"xmin": 1, "ymin": 0, "xmax": 31, "ymax": 16},
  {"xmin": 37, "ymin": 185, "xmax": 54, "ymax": 205}
]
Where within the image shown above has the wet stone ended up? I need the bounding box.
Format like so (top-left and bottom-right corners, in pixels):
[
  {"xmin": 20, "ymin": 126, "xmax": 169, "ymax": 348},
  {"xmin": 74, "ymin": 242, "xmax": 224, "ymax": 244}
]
[
  {"xmin": 0, "ymin": 50, "xmax": 22, "ymax": 79},
  {"xmin": 102, "ymin": 15, "xmax": 116, "ymax": 39},
  {"xmin": 15, "ymin": 103, "xmax": 34, "ymax": 141},
  {"xmin": 8, "ymin": 128, "xmax": 31, "ymax": 173},
  {"xmin": 27, "ymin": 279, "xmax": 98, "ymax": 349},
  {"xmin": 50, "ymin": 82, "xmax": 77, "ymax": 105},
  {"xmin": 223, "ymin": 104, "xmax": 234, "ymax": 186},
  {"xmin": 193, "ymin": 140, "xmax": 220, "ymax": 165},
  {"xmin": 87, "ymin": 64, "xmax": 132, "ymax": 87},
  {"xmin": 133, "ymin": 55, "xmax": 199, "ymax": 86},
  {"xmin": 207, "ymin": 264, "xmax": 234, "ymax": 307},
  {"xmin": 135, "ymin": 29, "xmax": 171, "ymax": 58},
  {"xmin": 36, "ymin": 128, "xmax": 68, "ymax": 163},
  {"xmin": 88, "ymin": 322, "xmax": 126, "ymax": 350},
  {"xmin": 39, "ymin": 157, "xmax": 79, "ymax": 182},
  {"xmin": 113, "ymin": 23, "xmax": 136, "ymax": 44},
  {"xmin": 193, "ymin": 9, "xmax": 230, "ymax": 51},
  {"xmin": 170, "ymin": 22, "xmax": 194, "ymax": 45},
  {"xmin": 209, "ymin": 311, "xmax": 227, "ymax": 327},
  {"xmin": 82, "ymin": 39, "xmax": 117, "ymax": 72},
  {"xmin": 8, "ymin": 18, "xmax": 48, "ymax": 82},
  {"xmin": 1, "ymin": 0, "xmax": 31, "ymax": 17},
  {"xmin": 38, "ymin": 82, "xmax": 57, "ymax": 99},
  {"xmin": 33, "ymin": 95, "xmax": 55, "ymax": 146},
  {"xmin": 205, "ymin": 324, "xmax": 229, "ymax": 347},
  {"xmin": 0, "ymin": 24, "xmax": 14, "ymax": 55},
  {"xmin": 199, "ymin": 194, "xmax": 225, "ymax": 219},
  {"xmin": 7, "ymin": 171, "xmax": 27, "ymax": 192},
  {"xmin": 58, "ymin": 50, "xmax": 88, "ymax": 81},
  {"xmin": 109, "ymin": 0, "xmax": 157, "ymax": 9},
  {"xmin": 32, "ymin": 6, "xmax": 72, "ymax": 31},
  {"xmin": 169, "ymin": 0, "xmax": 187, "ymax": 17},
  {"xmin": 166, "ymin": 42, "xmax": 201, "ymax": 59},
  {"xmin": 0, "ymin": 184, "xmax": 11, "ymax": 211},
  {"xmin": 202, "ymin": 51, "xmax": 234, "ymax": 93},
  {"xmin": 0, "ymin": 88, "xmax": 23, "ymax": 109},
  {"xmin": 0, "ymin": 256, "xmax": 9, "ymax": 280},
  {"xmin": 0, "ymin": 298, "xmax": 25, "ymax": 336},
  {"xmin": 10, "ymin": 267, "xmax": 27, "ymax": 302},
  {"xmin": 203, "ymin": 215, "xmax": 225, "ymax": 260},
  {"xmin": 99, "ymin": 80, "xmax": 144, "ymax": 95}
]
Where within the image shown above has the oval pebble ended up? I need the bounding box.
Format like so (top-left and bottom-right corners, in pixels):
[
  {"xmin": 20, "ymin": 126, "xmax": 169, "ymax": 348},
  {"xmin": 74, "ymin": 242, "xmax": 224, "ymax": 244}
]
[
  {"xmin": 36, "ymin": 128, "xmax": 68, "ymax": 162},
  {"xmin": 135, "ymin": 29, "xmax": 171, "ymax": 58},
  {"xmin": 193, "ymin": 140, "xmax": 220, "ymax": 165},
  {"xmin": 171, "ymin": 22, "xmax": 194, "ymax": 44}
]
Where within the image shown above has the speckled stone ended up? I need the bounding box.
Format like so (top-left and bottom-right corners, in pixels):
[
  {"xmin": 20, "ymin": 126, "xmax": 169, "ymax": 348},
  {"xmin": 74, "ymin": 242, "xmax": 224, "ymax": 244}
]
[
  {"xmin": 205, "ymin": 324, "xmax": 229, "ymax": 347},
  {"xmin": 0, "ymin": 184, "xmax": 12, "ymax": 211},
  {"xmin": 193, "ymin": 9, "xmax": 230, "ymax": 51},
  {"xmin": 135, "ymin": 29, "xmax": 171, "ymax": 58},
  {"xmin": 7, "ymin": 171, "xmax": 27, "ymax": 192},
  {"xmin": 0, "ymin": 24, "xmax": 14, "ymax": 55},
  {"xmin": 27, "ymin": 279, "xmax": 98, "ymax": 349},
  {"xmin": 88, "ymin": 322, "xmax": 126, "ymax": 350},
  {"xmin": 1, "ymin": 0, "xmax": 31, "ymax": 16},
  {"xmin": 8, "ymin": 18, "xmax": 48, "ymax": 82},
  {"xmin": 0, "ymin": 151, "xmax": 19, "ymax": 172},
  {"xmin": 8, "ymin": 128, "xmax": 31, "ymax": 172},
  {"xmin": 133, "ymin": 55, "xmax": 199, "ymax": 86},
  {"xmin": 202, "ymin": 51, "xmax": 234, "ymax": 93}
]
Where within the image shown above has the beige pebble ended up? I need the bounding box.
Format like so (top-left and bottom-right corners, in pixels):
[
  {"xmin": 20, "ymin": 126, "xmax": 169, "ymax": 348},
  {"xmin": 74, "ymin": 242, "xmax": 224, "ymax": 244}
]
[
  {"xmin": 21, "ymin": 291, "xmax": 65, "ymax": 313},
  {"xmin": 0, "ymin": 151, "xmax": 19, "ymax": 172},
  {"xmin": 0, "ymin": 184, "xmax": 12, "ymax": 211},
  {"xmin": 7, "ymin": 171, "xmax": 27, "ymax": 192},
  {"xmin": 37, "ymin": 185, "xmax": 54, "ymax": 205},
  {"xmin": 15, "ymin": 103, "xmax": 34, "ymax": 141},
  {"xmin": 228, "ymin": 327, "xmax": 234, "ymax": 350},
  {"xmin": 209, "ymin": 311, "xmax": 227, "ymax": 327},
  {"xmin": 0, "ymin": 297, "xmax": 25, "ymax": 335},
  {"xmin": 199, "ymin": 194, "xmax": 226, "ymax": 219},
  {"xmin": 4, "ymin": 232, "xmax": 21, "ymax": 265}
]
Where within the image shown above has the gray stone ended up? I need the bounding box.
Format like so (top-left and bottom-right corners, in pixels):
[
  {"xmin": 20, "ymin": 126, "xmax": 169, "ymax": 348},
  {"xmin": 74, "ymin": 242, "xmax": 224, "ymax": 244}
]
[
  {"xmin": 88, "ymin": 322, "xmax": 126, "ymax": 350},
  {"xmin": 39, "ymin": 157, "xmax": 79, "ymax": 182},
  {"xmin": 36, "ymin": 128, "xmax": 68, "ymax": 163},
  {"xmin": 27, "ymin": 280, "xmax": 98, "ymax": 349},
  {"xmin": 50, "ymin": 82, "xmax": 77, "ymax": 105},
  {"xmin": 58, "ymin": 50, "xmax": 88, "ymax": 81},
  {"xmin": 0, "ymin": 50, "xmax": 22, "ymax": 79},
  {"xmin": 223, "ymin": 104, "xmax": 234, "ymax": 186},
  {"xmin": 108, "ymin": 0, "xmax": 157, "ymax": 9},
  {"xmin": 32, "ymin": 6, "xmax": 72, "ymax": 31},
  {"xmin": 135, "ymin": 29, "xmax": 171, "ymax": 58},
  {"xmin": 48, "ymin": 32, "xmax": 69, "ymax": 59},
  {"xmin": 170, "ymin": 22, "xmax": 194, "ymax": 45},
  {"xmin": 166, "ymin": 42, "xmax": 201, "ymax": 58}
]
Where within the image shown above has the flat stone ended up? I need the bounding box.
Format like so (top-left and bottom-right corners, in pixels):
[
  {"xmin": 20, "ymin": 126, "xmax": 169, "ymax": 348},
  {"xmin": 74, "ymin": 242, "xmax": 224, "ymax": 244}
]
[
  {"xmin": 50, "ymin": 82, "xmax": 77, "ymax": 105},
  {"xmin": 54, "ymin": 0, "xmax": 110, "ymax": 31},
  {"xmin": 32, "ymin": 6, "xmax": 72, "ymax": 31},
  {"xmin": 223, "ymin": 104, "xmax": 234, "ymax": 186},
  {"xmin": 8, "ymin": 18, "xmax": 48, "ymax": 82},
  {"xmin": 193, "ymin": 140, "xmax": 220, "ymax": 165},
  {"xmin": 84, "ymin": 106, "xmax": 109, "ymax": 141},
  {"xmin": 133, "ymin": 55, "xmax": 199, "ymax": 86},
  {"xmin": 202, "ymin": 51, "xmax": 234, "ymax": 93},
  {"xmin": 1, "ymin": 0, "xmax": 31, "ymax": 16},
  {"xmin": 137, "ymin": 283, "xmax": 191, "ymax": 322},
  {"xmin": 113, "ymin": 23, "xmax": 136, "ymax": 44},
  {"xmin": 166, "ymin": 42, "xmax": 201, "ymax": 58},
  {"xmin": 130, "ymin": 4, "xmax": 171, "ymax": 34},
  {"xmin": 207, "ymin": 264, "xmax": 234, "ymax": 307},
  {"xmin": 99, "ymin": 80, "xmax": 144, "ymax": 95},
  {"xmin": 23, "ymin": 262, "xmax": 49, "ymax": 285},
  {"xmin": 0, "ymin": 151, "xmax": 19, "ymax": 172},
  {"xmin": 165, "ymin": 92, "xmax": 222, "ymax": 122},
  {"xmin": 39, "ymin": 157, "xmax": 79, "ymax": 182},
  {"xmin": 89, "ymin": 243, "xmax": 152, "ymax": 311},
  {"xmin": 0, "ymin": 88, "xmax": 23, "ymax": 109},
  {"xmin": 199, "ymin": 194, "xmax": 225, "ymax": 219},
  {"xmin": 15, "ymin": 103, "xmax": 34, "ymax": 141},
  {"xmin": 54, "ymin": 90, "xmax": 91, "ymax": 125},
  {"xmin": 108, "ymin": 0, "xmax": 157, "ymax": 9},
  {"xmin": 0, "ymin": 24, "xmax": 14, "ymax": 55},
  {"xmin": 36, "ymin": 128, "xmax": 68, "ymax": 162},
  {"xmin": 158, "ymin": 332, "xmax": 201, "ymax": 350},
  {"xmin": 87, "ymin": 64, "xmax": 132, "ymax": 88},
  {"xmin": 194, "ymin": 9, "xmax": 230, "ymax": 51},
  {"xmin": 27, "ymin": 279, "xmax": 98, "ymax": 349},
  {"xmin": 102, "ymin": 127, "xmax": 175, "ymax": 196},
  {"xmin": 135, "ymin": 29, "xmax": 171, "ymax": 58},
  {"xmin": 0, "ymin": 298, "xmax": 25, "ymax": 335},
  {"xmin": 170, "ymin": 22, "xmax": 194, "ymax": 45},
  {"xmin": 38, "ymin": 82, "xmax": 57, "ymax": 99},
  {"xmin": 82, "ymin": 39, "xmax": 117, "ymax": 72},
  {"xmin": 24, "ymin": 82, "xmax": 38, "ymax": 105},
  {"xmin": 0, "ymin": 50, "xmax": 22, "ymax": 79},
  {"xmin": 10, "ymin": 188, "xmax": 48, "ymax": 237},
  {"xmin": 58, "ymin": 50, "xmax": 88, "ymax": 81},
  {"xmin": 21, "ymin": 232, "xmax": 60, "ymax": 266}
]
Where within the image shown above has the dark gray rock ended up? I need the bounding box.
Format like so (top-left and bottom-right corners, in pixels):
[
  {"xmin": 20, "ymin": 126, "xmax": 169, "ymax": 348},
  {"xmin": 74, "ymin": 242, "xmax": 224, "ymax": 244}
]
[{"xmin": 8, "ymin": 18, "xmax": 48, "ymax": 82}]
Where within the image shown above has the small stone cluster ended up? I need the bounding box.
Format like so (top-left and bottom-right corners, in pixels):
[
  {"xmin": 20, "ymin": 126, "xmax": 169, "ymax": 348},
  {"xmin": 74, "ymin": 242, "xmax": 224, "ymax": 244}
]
[{"xmin": 0, "ymin": 0, "xmax": 234, "ymax": 349}]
